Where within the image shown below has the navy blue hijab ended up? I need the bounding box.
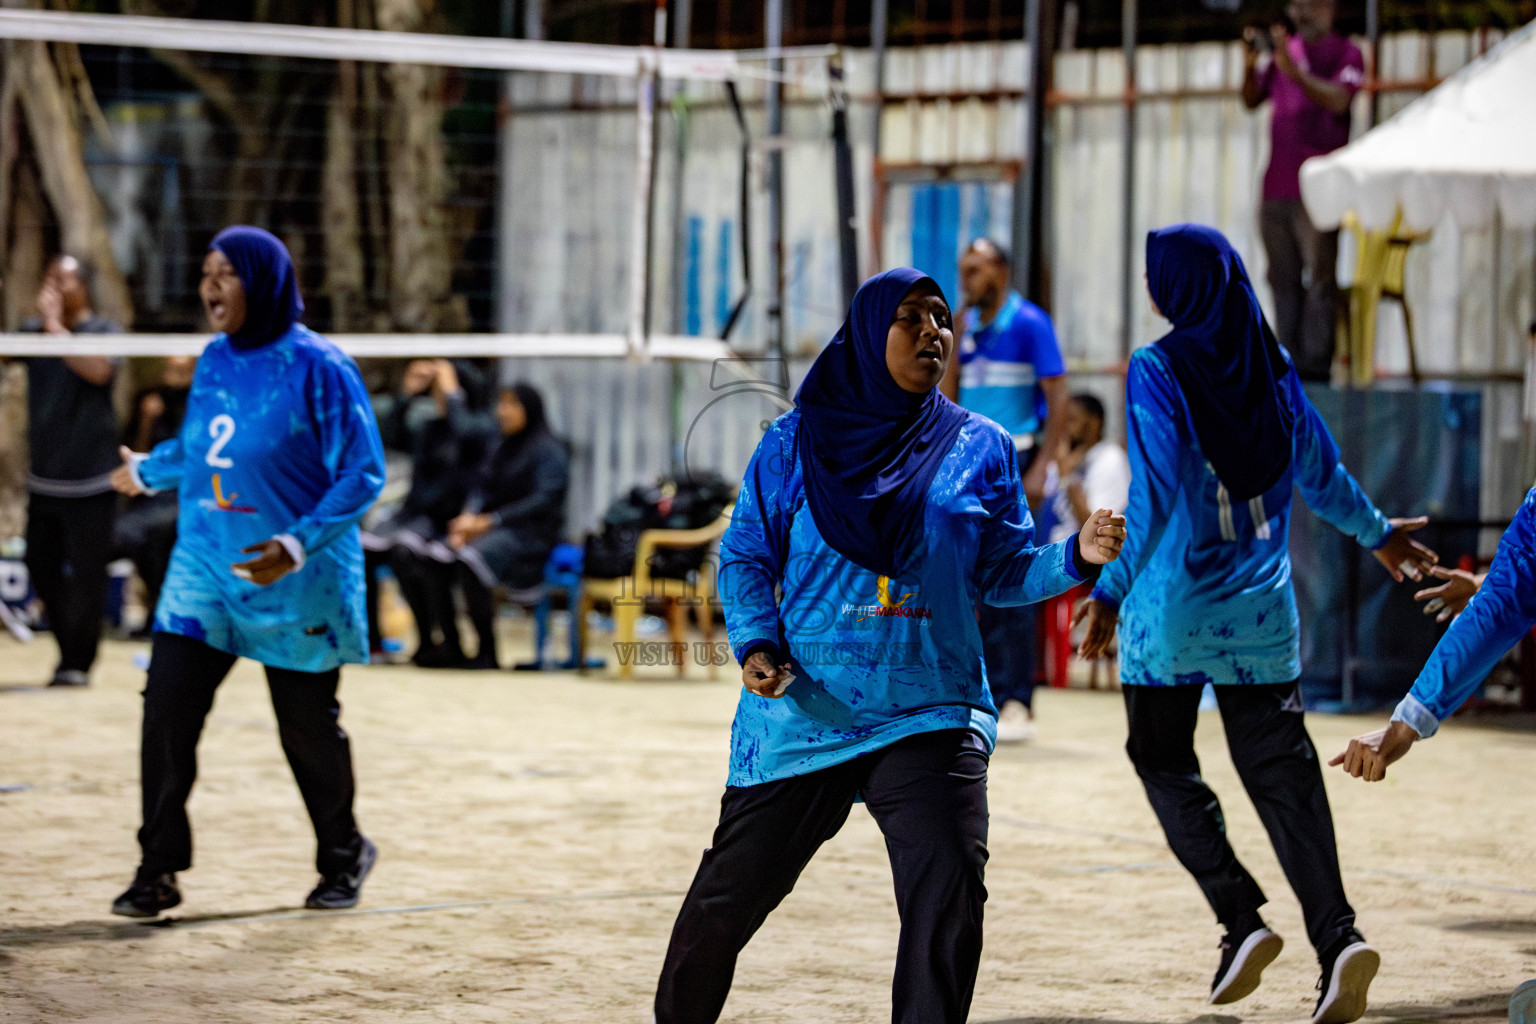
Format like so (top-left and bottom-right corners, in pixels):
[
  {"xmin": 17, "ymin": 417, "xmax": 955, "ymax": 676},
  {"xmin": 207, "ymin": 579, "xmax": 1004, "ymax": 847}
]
[
  {"xmin": 1147, "ymin": 224, "xmax": 1295, "ymax": 503},
  {"xmin": 209, "ymin": 226, "xmax": 304, "ymax": 349},
  {"xmin": 795, "ymin": 267, "xmax": 968, "ymax": 578}
]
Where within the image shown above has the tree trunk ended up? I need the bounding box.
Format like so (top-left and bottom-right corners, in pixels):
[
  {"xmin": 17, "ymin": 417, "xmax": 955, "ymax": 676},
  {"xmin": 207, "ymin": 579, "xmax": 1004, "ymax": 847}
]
[
  {"xmin": 322, "ymin": 65, "xmax": 364, "ymax": 330},
  {"xmin": 322, "ymin": 0, "xmax": 365, "ymax": 331},
  {"xmin": 374, "ymin": 0, "xmax": 459, "ymax": 332},
  {"xmin": 0, "ymin": 163, "xmax": 48, "ymax": 543},
  {"xmin": 0, "ymin": 51, "xmax": 22, "ymax": 328},
  {"xmin": 9, "ymin": 38, "xmax": 134, "ymax": 327}
]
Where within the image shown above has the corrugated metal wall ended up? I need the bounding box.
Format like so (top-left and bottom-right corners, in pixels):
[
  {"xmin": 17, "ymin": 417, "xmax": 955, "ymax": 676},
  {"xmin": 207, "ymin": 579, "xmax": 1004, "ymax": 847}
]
[{"xmin": 501, "ymin": 33, "xmax": 1536, "ymax": 535}]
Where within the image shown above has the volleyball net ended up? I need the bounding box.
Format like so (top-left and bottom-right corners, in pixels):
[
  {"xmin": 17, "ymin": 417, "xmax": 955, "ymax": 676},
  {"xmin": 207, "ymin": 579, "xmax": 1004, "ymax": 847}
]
[
  {"xmin": 0, "ymin": 9, "xmax": 845, "ymax": 528},
  {"xmin": 0, "ymin": 7, "xmax": 839, "ymax": 364}
]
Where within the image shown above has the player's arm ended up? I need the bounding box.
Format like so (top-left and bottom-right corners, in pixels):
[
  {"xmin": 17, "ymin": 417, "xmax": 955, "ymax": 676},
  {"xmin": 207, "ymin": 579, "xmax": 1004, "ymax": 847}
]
[
  {"xmin": 1288, "ymin": 370, "xmax": 1437, "ymax": 581},
  {"xmin": 242, "ymin": 358, "xmax": 386, "ymax": 584},
  {"xmin": 1332, "ymin": 493, "xmax": 1536, "ymax": 781},
  {"xmin": 721, "ymin": 421, "xmax": 795, "ymax": 698},
  {"xmin": 113, "ymin": 436, "xmax": 187, "ymax": 497},
  {"xmin": 1077, "ymin": 353, "xmax": 1181, "ymax": 658}
]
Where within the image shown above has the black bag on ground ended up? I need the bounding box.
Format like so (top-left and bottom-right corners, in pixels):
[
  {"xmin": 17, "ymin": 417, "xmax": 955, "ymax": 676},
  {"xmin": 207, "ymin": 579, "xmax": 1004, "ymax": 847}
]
[{"xmin": 582, "ymin": 474, "xmax": 734, "ymax": 580}]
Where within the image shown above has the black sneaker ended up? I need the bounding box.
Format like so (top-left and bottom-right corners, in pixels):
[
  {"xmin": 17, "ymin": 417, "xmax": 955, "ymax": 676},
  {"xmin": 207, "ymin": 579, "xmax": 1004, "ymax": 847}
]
[
  {"xmin": 48, "ymin": 670, "xmax": 89, "ymax": 687},
  {"xmin": 1210, "ymin": 915, "xmax": 1284, "ymax": 1005},
  {"xmin": 111, "ymin": 870, "xmax": 181, "ymax": 918},
  {"xmin": 1311, "ymin": 930, "xmax": 1380, "ymax": 1024},
  {"xmin": 304, "ymin": 837, "xmax": 377, "ymax": 910}
]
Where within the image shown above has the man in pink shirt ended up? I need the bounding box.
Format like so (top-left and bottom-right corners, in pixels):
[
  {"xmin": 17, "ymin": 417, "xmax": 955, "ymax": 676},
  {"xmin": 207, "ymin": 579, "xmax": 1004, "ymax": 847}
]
[{"xmin": 1243, "ymin": 0, "xmax": 1365, "ymax": 382}]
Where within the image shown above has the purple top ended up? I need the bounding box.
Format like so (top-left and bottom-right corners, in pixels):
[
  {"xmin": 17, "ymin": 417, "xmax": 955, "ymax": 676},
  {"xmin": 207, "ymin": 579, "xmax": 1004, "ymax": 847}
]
[{"xmin": 1256, "ymin": 33, "xmax": 1365, "ymax": 201}]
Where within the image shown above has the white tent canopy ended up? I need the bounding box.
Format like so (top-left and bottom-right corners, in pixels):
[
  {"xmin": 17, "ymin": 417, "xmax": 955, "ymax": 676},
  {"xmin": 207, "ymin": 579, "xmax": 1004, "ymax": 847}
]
[{"xmin": 1302, "ymin": 20, "xmax": 1536, "ymax": 232}]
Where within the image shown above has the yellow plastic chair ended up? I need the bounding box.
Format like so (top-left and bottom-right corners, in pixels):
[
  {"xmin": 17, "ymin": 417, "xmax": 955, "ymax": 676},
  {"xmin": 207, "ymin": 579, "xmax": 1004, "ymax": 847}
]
[
  {"xmin": 1341, "ymin": 208, "xmax": 1429, "ymax": 386},
  {"xmin": 576, "ymin": 506, "xmax": 733, "ymax": 680}
]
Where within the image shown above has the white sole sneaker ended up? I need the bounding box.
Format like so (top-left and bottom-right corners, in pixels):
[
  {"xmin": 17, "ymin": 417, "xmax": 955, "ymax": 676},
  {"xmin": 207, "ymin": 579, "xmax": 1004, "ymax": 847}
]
[
  {"xmin": 1311, "ymin": 941, "xmax": 1380, "ymax": 1024},
  {"xmin": 1210, "ymin": 927, "xmax": 1284, "ymax": 1004}
]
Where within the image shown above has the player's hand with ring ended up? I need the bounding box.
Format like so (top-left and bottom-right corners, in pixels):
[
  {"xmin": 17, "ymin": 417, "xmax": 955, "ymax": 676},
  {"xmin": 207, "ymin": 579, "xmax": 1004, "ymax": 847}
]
[
  {"xmin": 232, "ymin": 539, "xmax": 297, "ymax": 586},
  {"xmin": 1078, "ymin": 508, "xmax": 1127, "ymax": 565},
  {"xmin": 1373, "ymin": 516, "xmax": 1438, "ymax": 582},
  {"xmin": 742, "ymin": 650, "xmax": 793, "ymax": 699},
  {"xmin": 1072, "ymin": 597, "xmax": 1118, "ymax": 660}
]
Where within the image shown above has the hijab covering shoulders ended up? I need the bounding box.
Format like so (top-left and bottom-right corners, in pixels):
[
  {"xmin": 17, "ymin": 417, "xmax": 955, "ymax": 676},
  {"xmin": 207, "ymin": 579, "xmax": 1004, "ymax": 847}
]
[
  {"xmin": 208, "ymin": 225, "xmax": 304, "ymax": 349},
  {"xmin": 794, "ymin": 267, "xmax": 968, "ymax": 578},
  {"xmin": 1146, "ymin": 223, "xmax": 1295, "ymax": 502}
]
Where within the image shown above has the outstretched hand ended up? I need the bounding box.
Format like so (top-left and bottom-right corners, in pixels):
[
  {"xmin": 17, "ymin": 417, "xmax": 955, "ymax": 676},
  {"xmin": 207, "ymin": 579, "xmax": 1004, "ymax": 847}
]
[
  {"xmin": 1373, "ymin": 517, "xmax": 1438, "ymax": 582},
  {"xmin": 1414, "ymin": 565, "xmax": 1482, "ymax": 622},
  {"xmin": 1073, "ymin": 597, "xmax": 1118, "ymax": 660},
  {"xmin": 111, "ymin": 445, "xmax": 146, "ymax": 497},
  {"xmin": 1078, "ymin": 509, "xmax": 1127, "ymax": 566},
  {"xmin": 1328, "ymin": 720, "xmax": 1418, "ymax": 782}
]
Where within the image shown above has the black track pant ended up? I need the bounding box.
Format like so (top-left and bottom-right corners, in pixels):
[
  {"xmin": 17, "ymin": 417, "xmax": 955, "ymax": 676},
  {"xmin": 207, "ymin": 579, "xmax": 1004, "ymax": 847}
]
[
  {"xmin": 655, "ymin": 729, "xmax": 989, "ymax": 1024},
  {"xmin": 1124, "ymin": 682, "xmax": 1356, "ymax": 954},
  {"xmin": 26, "ymin": 492, "xmax": 115, "ymax": 674},
  {"xmin": 138, "ymin": 632, "xmax": 362, "ymax": 878}
]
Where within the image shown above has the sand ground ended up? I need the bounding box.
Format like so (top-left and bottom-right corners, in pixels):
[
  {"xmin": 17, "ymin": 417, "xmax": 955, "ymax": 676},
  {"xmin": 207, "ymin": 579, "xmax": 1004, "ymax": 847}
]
[{"xmin": 1, "ymin": 624, "xmax": 1532, "ymax": 1024}]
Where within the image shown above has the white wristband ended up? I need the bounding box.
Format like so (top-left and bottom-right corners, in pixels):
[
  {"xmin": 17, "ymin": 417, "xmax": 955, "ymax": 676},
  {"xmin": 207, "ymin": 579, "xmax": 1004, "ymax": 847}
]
[
  {"xmin": 1390, "ymin": 693, "xmax": 1439, "ymax": 739},
  {"xmin": 273, "ymin": 533, "xmax": 307, "ymax": 572},
  {"xmin": 126, "ymin": 452, "xmax": 160, "ymax": 496}
]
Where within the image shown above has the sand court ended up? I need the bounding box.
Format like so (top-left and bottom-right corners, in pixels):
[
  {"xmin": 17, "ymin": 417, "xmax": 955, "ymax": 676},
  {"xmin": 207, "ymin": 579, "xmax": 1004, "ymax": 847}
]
[{"xmin": 1, "ymin": 633, "xmax": 1532, "ymax": 1023}]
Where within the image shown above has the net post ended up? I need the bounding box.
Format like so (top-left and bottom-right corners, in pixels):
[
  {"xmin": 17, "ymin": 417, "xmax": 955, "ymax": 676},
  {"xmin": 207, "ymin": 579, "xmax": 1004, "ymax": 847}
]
[{"xmin": 627, "ymin": 46, "xmax": 660, "ymax": 361}]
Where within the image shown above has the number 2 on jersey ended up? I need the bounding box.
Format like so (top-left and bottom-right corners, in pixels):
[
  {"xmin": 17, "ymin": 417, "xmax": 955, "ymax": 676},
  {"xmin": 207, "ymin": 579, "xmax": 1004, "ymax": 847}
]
[{"xmin": 206, "ymin": 414, "xmax": 237, "ymax": 468}]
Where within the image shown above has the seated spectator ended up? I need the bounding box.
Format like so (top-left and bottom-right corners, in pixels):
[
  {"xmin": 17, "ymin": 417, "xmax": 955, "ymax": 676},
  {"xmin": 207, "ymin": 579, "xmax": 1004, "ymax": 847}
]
[
  {"xmin": 394, "ymin": 383, "xmax": 569, "ymax": 670},
  {"xmin": 114, "ymin": 356, "xmax": 195, "ymax": 633},
  {"xmin": 363, "ymin": 358, "xmax": 491, "ymax": 663},
  {"xmin": 1044, "ymin": 393, "xmax": 1131, "ymax": 544}
]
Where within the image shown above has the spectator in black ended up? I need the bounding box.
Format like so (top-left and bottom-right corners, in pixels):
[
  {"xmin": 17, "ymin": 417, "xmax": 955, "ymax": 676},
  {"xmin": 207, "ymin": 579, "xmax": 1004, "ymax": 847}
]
[
  {"xmin": 114, "ymin": 355, "xmax": 195, "ymax": 633},
  {"xmin": 396, "ymin": 383, "xmax": 568, "ymax": 670},
  {"xmin": 17, "ymin": 255, "xmax": 122, "ymax": 686},
  {"xmin": 365, "ymin": 358, "xmax": 491, "ymax": 664}
]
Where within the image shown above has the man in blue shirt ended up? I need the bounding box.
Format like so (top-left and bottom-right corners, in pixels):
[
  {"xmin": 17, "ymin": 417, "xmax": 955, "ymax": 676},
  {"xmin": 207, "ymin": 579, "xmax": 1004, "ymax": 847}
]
[{"xmin": 942, "ymin": 239, "xmax": 1068, "ymax": 742}]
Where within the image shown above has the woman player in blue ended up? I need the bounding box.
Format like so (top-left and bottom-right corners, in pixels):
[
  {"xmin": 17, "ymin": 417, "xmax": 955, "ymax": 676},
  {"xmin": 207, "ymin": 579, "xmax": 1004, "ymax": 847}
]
[
  {"xmin": 109, "ymin": 226, "xmax": 385, "ymax": 917},
  {"xmin": 1075, "ymin": 225, "xmax": 1437, "ymax": 1024},
  {"xmin": 653, "ymin": 268, "xmax": 1127, "ymax": 1024}
]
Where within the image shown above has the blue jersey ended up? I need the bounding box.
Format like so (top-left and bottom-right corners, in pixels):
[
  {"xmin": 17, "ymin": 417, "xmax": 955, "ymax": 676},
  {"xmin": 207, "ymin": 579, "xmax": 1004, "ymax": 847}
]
[
  {"xmin": 958, "ymin": 290, "xmax": 1064, "ymax": 443},
  {"xmin": 137, "ymin": 325, "xmax": 385, "ymax": 673},
  {"xmin": 1393, "ymin": 487, "xmax": 1536, "ymax": 738},
  {"xmin": 1092, "ymin": 347, "xmax": 1390, "ymax": 687},
  {"xmin": 719, "ymin": 410, "xmax": 1087, "ymax": 786}
]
